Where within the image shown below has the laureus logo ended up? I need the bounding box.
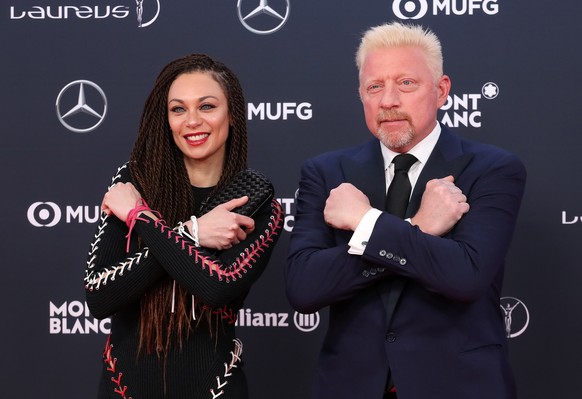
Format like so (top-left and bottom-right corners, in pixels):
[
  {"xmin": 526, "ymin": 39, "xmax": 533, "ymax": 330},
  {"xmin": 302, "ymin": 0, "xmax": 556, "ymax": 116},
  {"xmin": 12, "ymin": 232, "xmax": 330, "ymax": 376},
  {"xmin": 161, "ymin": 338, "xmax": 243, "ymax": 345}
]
[
  {"xmin": 9, "ymin": 1, "xmax": 160, "ymax": 28},
  {"xmin": 500, "ymin": 296, "xmax": 530, "ymax": 338},
  {"xmin": 134, "ymin": 0, "xmax": 160, "ymax": 27}
]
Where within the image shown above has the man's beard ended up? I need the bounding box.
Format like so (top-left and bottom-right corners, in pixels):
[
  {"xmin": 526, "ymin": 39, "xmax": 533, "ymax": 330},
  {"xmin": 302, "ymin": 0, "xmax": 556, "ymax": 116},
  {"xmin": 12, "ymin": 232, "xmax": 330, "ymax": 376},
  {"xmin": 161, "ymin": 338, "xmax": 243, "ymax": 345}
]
[{"xmin": 376, "ymin": 109, "xmax": 415, "ymax": 151}]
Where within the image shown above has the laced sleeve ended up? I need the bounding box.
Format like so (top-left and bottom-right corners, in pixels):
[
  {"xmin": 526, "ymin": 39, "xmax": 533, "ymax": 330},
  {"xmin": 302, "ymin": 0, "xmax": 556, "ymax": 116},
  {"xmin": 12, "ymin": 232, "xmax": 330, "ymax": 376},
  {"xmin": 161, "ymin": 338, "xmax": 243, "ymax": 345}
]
[
  {"xmin": 132, "ymin": 199, "xmax": 284, "ymax": 308},
  {"xmin": 84, "ymin": 164, "xmax": 167, "ymax": 319}
]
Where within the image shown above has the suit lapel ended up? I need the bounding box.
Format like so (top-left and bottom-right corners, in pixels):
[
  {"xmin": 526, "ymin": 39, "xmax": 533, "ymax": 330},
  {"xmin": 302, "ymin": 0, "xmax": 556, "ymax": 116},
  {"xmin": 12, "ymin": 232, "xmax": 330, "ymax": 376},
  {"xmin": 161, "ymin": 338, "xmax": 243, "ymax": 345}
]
[
  {"xmin": 406, "ymin": 127, "xmax": 473, "ymax": 218},
  {"xmin": 340, "ymin": 138, "xmax": 386, "ymax": 210}
]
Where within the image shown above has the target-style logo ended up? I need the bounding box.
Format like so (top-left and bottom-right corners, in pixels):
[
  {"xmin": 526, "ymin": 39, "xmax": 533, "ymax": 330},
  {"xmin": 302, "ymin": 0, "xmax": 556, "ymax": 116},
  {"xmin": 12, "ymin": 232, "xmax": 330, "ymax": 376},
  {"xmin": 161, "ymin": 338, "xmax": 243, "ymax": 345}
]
[
  {"xmin": 27, "ymin": 202, "xmax": 62, "ymax": 227},
  {"xmin": 392, "ymin": 0, "xmax": 429, "ymax": 19}
]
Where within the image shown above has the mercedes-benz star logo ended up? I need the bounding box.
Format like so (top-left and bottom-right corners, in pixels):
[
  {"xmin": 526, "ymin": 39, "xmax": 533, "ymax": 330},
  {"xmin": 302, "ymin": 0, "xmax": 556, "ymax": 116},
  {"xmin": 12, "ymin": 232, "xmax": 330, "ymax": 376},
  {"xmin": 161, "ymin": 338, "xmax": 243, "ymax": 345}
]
[
  {"xmin": 237, "ymin": 0, "xmax": 290, "ymax": 35},
  {"xmin": 56, "ymin": 80, "xmax": 107, "ymax": 133}
]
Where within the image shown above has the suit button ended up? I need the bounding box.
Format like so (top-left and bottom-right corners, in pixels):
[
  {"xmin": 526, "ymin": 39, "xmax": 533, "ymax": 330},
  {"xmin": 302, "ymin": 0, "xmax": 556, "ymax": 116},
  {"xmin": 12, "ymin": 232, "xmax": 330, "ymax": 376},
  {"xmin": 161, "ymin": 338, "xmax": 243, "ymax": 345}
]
[
  {"xmin": 385, "ymin": 252, "xmax": 393, "ymax": 260},
  {"xmin": 378, "ymin": 267, "xmax": 385, "ymax": 273},
  {"xmin": 393, "ymin": 256, "xmax": 400, "ymax": 262},
  {"xmin": 370, "ymin": 268, "xmax": 377, "ymax": 275},
  {"xmin": 379, "ymin": 250, "xmax": 387, "ymax": 257},
  {"xmin": 399, "ymin": 258, "xmax": 407, "ymax": 266},
  {"xmin": 386, "ymin": 332, "xmax": 397, "ymax": 343},
  {"xmin": 362, "ymin": 270, "xmax": 370, "ymax": 278}
]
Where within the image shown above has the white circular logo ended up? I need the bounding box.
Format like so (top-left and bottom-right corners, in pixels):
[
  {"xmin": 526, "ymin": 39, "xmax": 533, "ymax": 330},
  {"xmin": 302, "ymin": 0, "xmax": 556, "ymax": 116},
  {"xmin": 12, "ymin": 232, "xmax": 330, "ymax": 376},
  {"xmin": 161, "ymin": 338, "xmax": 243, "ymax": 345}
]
[
  {"xmin": 237, "ymin": 0, "xmax": 290, "ymax": 35},
  {"xmin": 482, "ymin": 82, "xmax": 500, "ymax": 99},
  {"xmin": 500, "ymin": 296, "xmax": 529, "ymax": 338},
  {"xmin": 56, "ymin": 80, "xmax": 108, "ymax": 133},
  {"xmin": 392, "ymin": 0, "xmax": 429, "ymax": 19},
  {"xmin": 27, "ymin": 202, "xmax": 62, "ymax": 227},
  {"xmin": 293, "ymin": 311, "xmax": 320, "ymax": 332},
  {"xmin": 136, "ymin": 0, "xmax": 161, "ymax": 28}
]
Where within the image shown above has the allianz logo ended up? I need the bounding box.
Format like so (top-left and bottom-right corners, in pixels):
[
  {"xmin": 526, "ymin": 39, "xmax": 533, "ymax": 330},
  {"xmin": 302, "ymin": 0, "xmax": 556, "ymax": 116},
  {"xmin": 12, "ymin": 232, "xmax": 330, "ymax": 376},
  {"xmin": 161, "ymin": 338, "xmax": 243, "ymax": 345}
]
[
  {"xmin": 9, "ymin": 5, "xmax": 130, "ymax": 20},
  {"xmin": 235, "ymin": 308, "xmax": 320, "ymax": 332}
]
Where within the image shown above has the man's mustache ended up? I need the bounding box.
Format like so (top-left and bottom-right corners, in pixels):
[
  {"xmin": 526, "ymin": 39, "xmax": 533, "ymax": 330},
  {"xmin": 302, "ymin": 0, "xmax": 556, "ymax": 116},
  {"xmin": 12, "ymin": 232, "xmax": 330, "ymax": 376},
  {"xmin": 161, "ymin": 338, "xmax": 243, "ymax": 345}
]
[{"xmin": 377, "ymin": 109, "xmax": 411, "ymax": 123}]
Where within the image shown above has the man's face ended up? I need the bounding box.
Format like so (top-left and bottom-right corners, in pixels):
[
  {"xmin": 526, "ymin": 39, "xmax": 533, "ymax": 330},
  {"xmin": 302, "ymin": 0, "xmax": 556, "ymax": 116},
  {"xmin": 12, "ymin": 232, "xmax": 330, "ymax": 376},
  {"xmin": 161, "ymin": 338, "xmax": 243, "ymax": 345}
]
[{"xmin": 359, "ymin": 46, "xmax": 450, "ymax": 152}]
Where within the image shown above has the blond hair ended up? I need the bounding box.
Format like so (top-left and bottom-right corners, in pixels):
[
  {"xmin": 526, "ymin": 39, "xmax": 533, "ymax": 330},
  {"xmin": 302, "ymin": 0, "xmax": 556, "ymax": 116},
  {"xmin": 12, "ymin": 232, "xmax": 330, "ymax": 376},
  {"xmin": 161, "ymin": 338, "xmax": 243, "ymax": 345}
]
[{"xmin": 355, "ymin": 22, "xmax": 443, "ymax": 82}]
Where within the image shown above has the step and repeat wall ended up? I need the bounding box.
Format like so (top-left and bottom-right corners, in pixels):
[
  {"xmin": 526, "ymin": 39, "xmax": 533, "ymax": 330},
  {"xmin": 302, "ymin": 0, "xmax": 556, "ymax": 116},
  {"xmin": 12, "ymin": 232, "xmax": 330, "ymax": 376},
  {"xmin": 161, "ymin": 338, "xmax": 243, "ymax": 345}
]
[{"xmin": 2, "ymin": 1, "xmax": 581, "ymax": 398}]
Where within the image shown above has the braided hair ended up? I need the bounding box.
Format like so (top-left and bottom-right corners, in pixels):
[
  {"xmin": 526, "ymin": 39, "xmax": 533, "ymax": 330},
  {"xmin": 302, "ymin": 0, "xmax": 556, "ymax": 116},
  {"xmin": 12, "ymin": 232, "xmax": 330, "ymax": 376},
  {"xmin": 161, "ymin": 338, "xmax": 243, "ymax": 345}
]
[{"xmin": 129, "ymin": 54, "xmax": 248, "ymax": 355}]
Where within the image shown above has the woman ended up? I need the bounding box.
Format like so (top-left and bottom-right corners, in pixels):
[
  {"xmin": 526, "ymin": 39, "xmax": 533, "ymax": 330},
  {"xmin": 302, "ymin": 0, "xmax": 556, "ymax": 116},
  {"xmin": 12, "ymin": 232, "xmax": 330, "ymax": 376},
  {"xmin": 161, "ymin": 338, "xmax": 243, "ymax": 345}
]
[{"xmin": 84, "ymin": 54, "xmax": 284, "ymax": 398}]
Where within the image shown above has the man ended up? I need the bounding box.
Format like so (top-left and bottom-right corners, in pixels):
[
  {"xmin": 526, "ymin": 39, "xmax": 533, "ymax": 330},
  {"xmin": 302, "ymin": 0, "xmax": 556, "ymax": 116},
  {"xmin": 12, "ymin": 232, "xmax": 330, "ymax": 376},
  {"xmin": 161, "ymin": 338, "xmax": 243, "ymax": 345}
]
[{"xmin": 285, "ymin": 22, "xmax": 525, "ymax": 399}]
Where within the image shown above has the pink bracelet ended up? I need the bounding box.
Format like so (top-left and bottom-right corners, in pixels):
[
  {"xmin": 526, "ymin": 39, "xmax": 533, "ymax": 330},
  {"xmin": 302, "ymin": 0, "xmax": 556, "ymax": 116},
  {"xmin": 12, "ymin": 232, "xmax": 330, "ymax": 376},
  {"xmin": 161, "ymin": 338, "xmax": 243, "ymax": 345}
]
[{"xmin": 125, "ymin": 199, "xmax": 151, "ymax": 252}]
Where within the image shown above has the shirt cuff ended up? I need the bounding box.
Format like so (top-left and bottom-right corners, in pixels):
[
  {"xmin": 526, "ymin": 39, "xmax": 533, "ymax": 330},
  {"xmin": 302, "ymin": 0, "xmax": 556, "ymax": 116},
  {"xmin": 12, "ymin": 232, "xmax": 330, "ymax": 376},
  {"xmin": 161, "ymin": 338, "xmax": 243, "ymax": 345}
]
[{"xmin": 348, "ymin": 208, "xmax": 382, "ymax": 255}]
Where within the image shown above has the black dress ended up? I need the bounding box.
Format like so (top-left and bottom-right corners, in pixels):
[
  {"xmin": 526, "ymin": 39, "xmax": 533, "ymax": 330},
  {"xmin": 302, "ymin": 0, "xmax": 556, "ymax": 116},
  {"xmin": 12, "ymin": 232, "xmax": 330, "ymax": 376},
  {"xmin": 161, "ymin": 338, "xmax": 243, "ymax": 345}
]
[{"xmin": 85, "ymin": 163, "xmax": 284, "ymax": 398}]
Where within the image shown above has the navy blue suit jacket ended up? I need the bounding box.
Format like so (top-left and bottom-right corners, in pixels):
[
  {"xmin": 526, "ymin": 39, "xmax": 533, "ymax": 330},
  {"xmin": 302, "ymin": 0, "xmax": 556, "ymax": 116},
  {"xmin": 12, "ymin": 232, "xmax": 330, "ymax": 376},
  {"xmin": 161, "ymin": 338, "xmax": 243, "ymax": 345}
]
[{"xmin": 286, "ymin": 126, "xmax": 526, "ymax": 399}]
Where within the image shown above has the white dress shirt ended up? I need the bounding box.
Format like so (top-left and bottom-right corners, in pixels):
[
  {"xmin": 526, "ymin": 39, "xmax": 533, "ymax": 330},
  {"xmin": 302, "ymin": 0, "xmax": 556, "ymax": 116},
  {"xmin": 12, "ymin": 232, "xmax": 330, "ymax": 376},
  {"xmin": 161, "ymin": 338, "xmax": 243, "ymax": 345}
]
[{"xmin": 348, "ymin": 123, "xmax": 442, "ymax": 255}]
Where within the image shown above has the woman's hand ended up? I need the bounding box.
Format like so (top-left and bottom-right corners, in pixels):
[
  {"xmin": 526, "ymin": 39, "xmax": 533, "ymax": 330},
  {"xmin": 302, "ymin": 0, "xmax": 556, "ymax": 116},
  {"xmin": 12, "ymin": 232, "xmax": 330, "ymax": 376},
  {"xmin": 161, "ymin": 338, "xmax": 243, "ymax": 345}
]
[
  {"xmin": 101, "ymin": 182, "xmax": 144, "ymax": 222},
  {"xmin": 195, "ymin": 196, "xmax": 256, "ymax": 250}
]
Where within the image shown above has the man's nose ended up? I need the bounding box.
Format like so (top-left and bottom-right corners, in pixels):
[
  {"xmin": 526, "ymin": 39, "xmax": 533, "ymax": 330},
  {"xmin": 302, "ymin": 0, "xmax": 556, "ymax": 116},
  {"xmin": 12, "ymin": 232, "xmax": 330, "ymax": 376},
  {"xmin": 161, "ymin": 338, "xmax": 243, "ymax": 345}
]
[{"xmin": 380, "ymin": 84, "xmax": 400, "ymax": 109}]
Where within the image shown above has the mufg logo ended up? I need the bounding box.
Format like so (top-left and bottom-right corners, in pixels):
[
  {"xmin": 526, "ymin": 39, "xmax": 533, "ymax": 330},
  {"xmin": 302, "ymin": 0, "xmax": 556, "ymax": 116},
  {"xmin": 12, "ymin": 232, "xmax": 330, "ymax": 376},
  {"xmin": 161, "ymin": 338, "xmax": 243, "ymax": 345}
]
[
  {"xmin": 27, "ymin": 202, "xmax": 100, "ymax": 227},
  {"xmin": 392, "ymin": 0, "xmax": 499, "ymax": 19}
]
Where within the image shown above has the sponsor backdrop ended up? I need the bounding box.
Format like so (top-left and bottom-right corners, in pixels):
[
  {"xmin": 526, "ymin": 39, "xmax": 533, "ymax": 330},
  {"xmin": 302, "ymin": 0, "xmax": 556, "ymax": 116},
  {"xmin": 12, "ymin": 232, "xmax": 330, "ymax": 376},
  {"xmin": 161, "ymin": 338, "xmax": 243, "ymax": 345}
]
[{"xmin": 1, "ymin": 1, "xmax": 581, "ymax": 398}]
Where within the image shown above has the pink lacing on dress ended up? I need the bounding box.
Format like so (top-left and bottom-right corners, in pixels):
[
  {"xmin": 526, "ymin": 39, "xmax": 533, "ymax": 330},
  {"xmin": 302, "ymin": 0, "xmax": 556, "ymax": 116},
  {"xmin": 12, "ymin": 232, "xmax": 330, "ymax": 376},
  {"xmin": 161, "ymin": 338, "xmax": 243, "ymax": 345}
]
[
  {"xmin": 146, "ymin": 200, "xmax": 284, "ymax": 282},
  {"xmin": 103, "ymin": 336, "xmax": 132, "ymax": 399}
]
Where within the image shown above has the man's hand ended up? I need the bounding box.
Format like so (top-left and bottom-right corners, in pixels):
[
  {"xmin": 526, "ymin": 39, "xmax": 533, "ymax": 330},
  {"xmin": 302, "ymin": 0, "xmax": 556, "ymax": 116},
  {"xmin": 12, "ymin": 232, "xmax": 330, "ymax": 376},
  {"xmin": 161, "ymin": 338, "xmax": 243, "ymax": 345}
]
[
  {"xmin": 196, "ymin": 196, "xmax": 255, "ymax": 250},
  {"xmin": 411, "ymin": 175, "xmax": 470, "ymax": 236},
  {"xmin": 324, "ymin": 183, "xmax": 372, "ymax": 231}
]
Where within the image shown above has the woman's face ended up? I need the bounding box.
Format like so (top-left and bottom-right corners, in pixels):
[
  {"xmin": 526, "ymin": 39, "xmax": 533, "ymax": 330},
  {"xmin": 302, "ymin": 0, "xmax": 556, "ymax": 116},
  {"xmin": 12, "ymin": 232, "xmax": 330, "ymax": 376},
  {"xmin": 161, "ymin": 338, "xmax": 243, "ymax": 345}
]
[{"xmin": 167, "ymin": 72, "xmax": 230, "ymax": 168}]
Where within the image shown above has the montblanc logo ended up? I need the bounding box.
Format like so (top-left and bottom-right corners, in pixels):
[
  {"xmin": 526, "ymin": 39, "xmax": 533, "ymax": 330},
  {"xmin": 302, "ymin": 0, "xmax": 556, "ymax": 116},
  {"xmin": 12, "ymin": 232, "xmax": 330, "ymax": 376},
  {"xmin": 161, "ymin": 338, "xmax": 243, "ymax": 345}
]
[
  {"xmin": 276, "ymin": 197, "xmax": 296, "ymax": 232},
  {"xmin": 9, "ymin": 1, "xmax": 160, "ymax": 28},
  {"xmin": 439, "ymin": 82, "xmax": 499, "ymax": 129},
  {"xmin": 392, "ymin": 0, "xmax": 499, "ymax": 19},
  {"xmin": 237, "ymin": 0, "xmax": 290, "ymax": 35},
  {"xmin": 49, "ymin": 301, "xmax": 110, "ymax": 335}
]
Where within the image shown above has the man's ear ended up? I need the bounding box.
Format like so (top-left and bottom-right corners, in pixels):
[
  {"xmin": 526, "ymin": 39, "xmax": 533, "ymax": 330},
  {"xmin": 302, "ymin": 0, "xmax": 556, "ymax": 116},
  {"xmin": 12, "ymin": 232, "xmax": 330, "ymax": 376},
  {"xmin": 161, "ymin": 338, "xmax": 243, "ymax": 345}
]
[{"xmin": 436, "ymin": 75, "xmax": 451, "ymax": 108}]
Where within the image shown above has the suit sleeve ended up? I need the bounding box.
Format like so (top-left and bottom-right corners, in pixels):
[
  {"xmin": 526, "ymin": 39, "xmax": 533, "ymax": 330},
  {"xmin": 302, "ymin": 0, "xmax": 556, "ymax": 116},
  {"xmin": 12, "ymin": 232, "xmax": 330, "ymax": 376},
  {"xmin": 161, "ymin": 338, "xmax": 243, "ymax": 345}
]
[
  {"xmin": 286, "ymin": 157, "xmax": 395, "ymax": 313},
  {"xmin": 363, "ymin": 151, "xmax": 526, "ymax": 302}
]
